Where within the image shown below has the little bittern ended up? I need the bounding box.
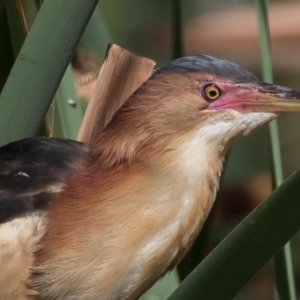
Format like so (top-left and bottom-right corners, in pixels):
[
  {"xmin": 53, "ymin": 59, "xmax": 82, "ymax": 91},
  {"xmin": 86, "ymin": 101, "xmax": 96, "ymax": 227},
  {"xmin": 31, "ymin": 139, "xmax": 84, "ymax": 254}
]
[{"xmin": 1, "ymin": 55, "xmax": 300, "ymax": 300}]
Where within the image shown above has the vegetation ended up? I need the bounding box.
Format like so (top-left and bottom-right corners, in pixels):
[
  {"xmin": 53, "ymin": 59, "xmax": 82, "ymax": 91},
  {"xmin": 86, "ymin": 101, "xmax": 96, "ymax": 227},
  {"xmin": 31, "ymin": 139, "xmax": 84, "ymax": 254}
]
[{"xmin": 0, "ymin": 1, "xmax": 299, "ymax": 299}]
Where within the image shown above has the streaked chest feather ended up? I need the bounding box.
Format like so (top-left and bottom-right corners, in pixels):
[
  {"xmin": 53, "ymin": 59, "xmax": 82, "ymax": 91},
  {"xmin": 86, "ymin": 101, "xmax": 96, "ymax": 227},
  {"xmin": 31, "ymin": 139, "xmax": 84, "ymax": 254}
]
[
  {"xmin": 121, "ymin": 127, "xmax": 225, "ymax": 298},
  {"xmin": 137, "ymin": 112, "xmax": 277, "ymax": 267},
  {"xmin": 123, "ymin": 114, "xmax": 275, "ymax": 297}
]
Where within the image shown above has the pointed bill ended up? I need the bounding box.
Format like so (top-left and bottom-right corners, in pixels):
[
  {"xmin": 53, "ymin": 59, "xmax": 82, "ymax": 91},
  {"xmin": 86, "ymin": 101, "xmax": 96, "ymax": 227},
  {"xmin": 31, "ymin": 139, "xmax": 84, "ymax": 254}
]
[{"xmin": 209, "ymin": 81, "xmax": 300, "ymax": 113}]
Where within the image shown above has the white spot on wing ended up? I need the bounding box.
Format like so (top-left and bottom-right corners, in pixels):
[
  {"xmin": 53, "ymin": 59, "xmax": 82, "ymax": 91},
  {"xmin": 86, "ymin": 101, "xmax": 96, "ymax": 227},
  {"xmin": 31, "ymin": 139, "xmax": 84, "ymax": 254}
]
[{"xmin": 16, "ymin": 171, "xmax": 30, "ymax": 178}]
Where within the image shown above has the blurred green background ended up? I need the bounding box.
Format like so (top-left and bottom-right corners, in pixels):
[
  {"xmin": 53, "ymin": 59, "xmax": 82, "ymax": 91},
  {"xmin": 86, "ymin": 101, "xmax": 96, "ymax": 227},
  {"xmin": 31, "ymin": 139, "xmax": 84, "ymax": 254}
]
[{"xmin": 1, "ymin": 0, "xmax": 300, "ymax": 299}]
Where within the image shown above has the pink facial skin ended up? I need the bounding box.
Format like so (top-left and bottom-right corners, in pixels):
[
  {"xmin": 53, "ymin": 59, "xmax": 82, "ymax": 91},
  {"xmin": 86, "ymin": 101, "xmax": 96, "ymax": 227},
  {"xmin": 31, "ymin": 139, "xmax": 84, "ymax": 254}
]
[
  {"xmin": 203, "ymin": 81, "xmax": 300, "ymax": 113},
  {"xmin": 203, "ymin": 82, "xmax": 263, "ymax": 113}
]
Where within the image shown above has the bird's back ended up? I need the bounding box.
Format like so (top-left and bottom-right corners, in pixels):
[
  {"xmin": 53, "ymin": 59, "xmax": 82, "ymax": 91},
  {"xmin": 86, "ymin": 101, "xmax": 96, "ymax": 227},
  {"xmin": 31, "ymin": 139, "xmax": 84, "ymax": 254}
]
[{"xmin": 0, "ymin": 137, "xmax": 88, "ymax": 299}]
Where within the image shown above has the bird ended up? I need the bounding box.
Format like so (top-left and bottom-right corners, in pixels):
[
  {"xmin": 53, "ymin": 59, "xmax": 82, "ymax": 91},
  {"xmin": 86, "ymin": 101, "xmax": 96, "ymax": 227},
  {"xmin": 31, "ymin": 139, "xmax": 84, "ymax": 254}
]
[{"xmin": 1, "ymin": 55, "xmax": 300, "ymax": 300}]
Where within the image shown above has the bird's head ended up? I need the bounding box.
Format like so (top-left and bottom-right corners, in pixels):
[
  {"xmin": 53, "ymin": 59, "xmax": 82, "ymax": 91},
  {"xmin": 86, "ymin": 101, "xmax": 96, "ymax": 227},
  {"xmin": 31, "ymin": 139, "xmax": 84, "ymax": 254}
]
[
  {"xmin": 92, "ymin": 55, "xmax": 300, "ymax": 169},
  {"xmin": 147, "ymin": 55, "xmax": 300, "ymax": 139}
]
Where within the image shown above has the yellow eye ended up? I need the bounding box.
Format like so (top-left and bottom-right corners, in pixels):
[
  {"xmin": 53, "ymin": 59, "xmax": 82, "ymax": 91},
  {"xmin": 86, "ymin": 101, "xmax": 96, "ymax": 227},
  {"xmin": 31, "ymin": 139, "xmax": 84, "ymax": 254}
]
[{"xmin": 202, "ymin": 84, "xmax": 221, "ymax": 101}]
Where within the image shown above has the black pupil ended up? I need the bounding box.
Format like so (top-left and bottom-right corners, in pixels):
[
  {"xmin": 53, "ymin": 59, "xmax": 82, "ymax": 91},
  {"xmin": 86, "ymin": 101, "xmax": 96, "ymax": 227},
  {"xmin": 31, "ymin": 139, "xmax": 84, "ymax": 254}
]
[{"xmin": 209, "ymin": 90, "xmax": 218, "ymax": 98}]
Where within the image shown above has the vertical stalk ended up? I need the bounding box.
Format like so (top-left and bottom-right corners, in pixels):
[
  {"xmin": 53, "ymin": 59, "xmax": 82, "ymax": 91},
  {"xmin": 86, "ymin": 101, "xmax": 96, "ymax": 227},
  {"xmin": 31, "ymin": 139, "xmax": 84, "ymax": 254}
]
[
  {"xmin": 4, "ymin": 0, "xmax": 28, "ymax": 57},
  {"xmin": 171, "ymin": 0, "xmax": 190, "ymax": 281},
  {"xmin": 171, "ymin": 0, "xmax": 183, "ymax": 59},
  {"xmin": 0, "ymin": 6, "xmax": 14, "ymax": 92},
  {"xmin": 255, "ymin": 1, "xmax": 296, "ymax": 299}
]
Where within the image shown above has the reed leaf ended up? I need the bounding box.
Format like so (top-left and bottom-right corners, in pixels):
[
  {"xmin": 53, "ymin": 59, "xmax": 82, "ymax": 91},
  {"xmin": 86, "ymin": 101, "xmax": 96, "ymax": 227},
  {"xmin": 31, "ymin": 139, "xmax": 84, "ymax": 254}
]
[
  {"xmin": 255, "ymin": 0, "xmax": 296, "ymax": 298},
  {"xmin": 0, "ymin": 0, "xmax": 98, "ymax": 145},
  {"xmin": 168, "ymin": 168, "xmax": 300, "ymax": 300}
]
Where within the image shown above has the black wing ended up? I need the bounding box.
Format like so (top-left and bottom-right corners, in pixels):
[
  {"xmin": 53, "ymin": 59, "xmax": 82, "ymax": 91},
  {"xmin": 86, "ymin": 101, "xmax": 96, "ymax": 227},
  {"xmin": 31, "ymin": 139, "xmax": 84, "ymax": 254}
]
[{"xmin": 0, "ymin": 137, "xmax": 89, "ymax": 223}]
